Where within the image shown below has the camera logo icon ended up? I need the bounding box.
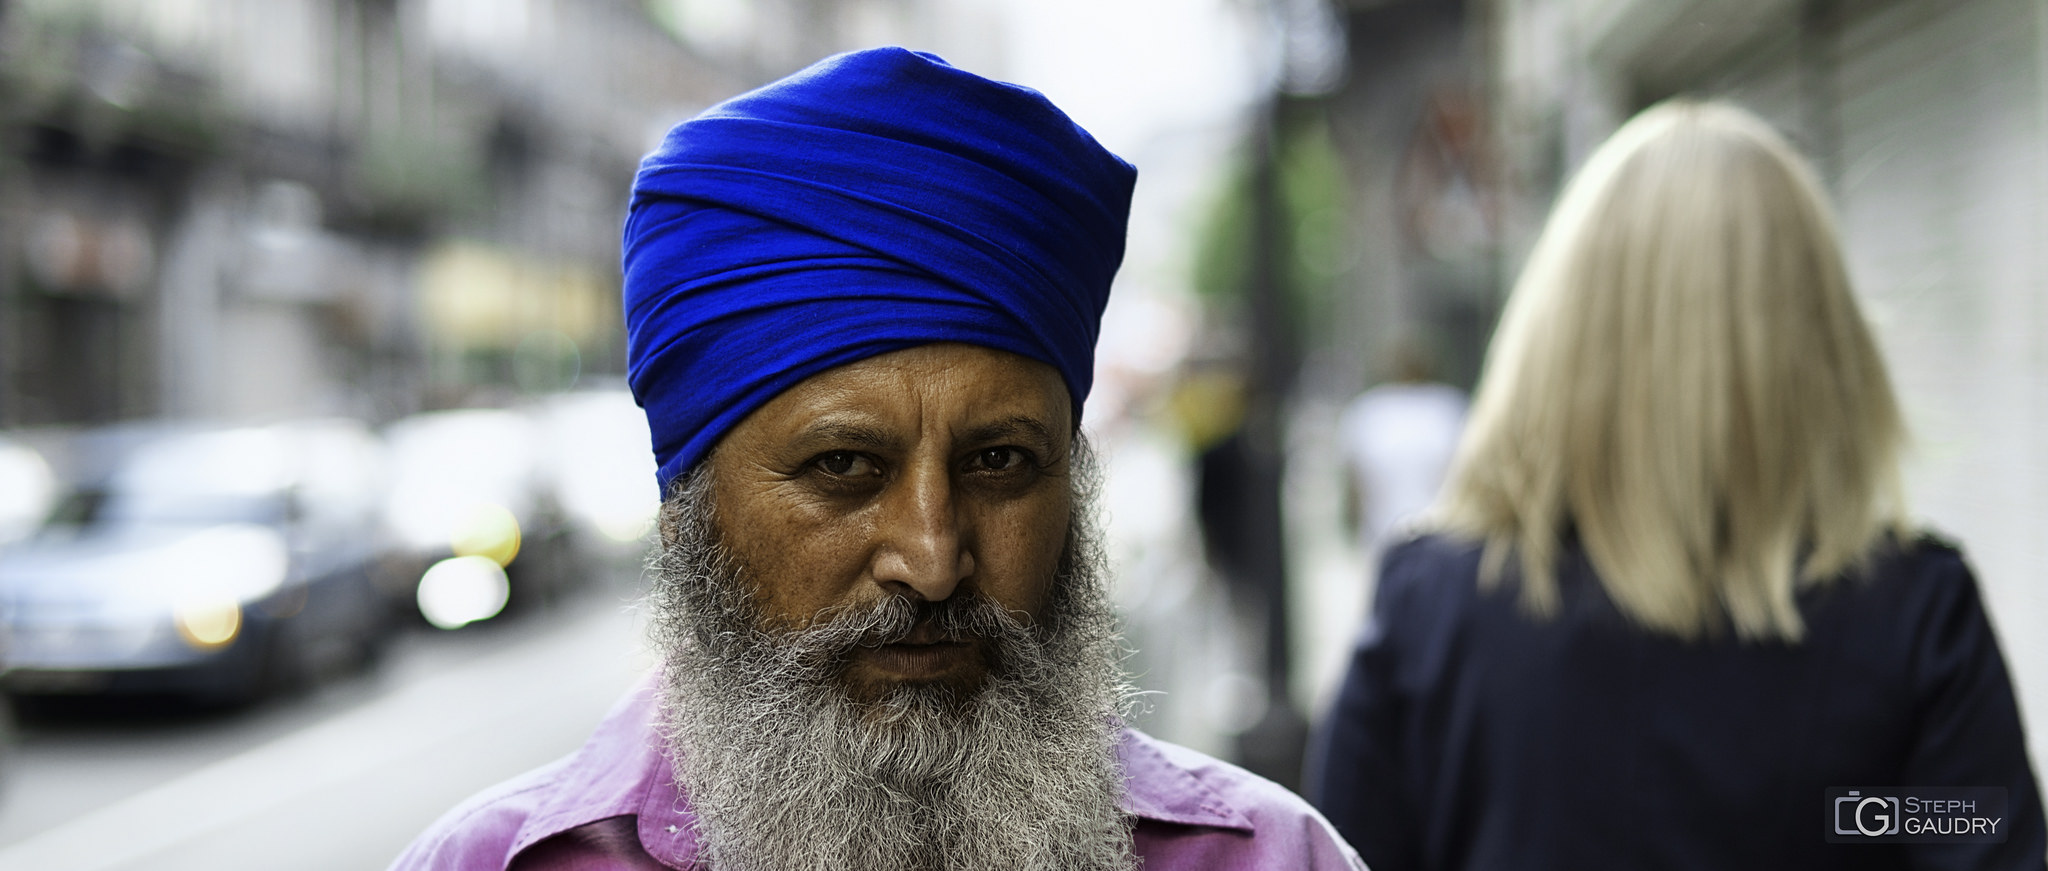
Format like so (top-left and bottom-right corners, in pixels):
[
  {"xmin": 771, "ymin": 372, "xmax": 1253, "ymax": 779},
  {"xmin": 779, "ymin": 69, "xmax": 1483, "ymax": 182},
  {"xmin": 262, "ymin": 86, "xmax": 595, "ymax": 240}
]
[{"xmin": 1835, "ymin": 791, "xmax": 1901, "ymax": 837}]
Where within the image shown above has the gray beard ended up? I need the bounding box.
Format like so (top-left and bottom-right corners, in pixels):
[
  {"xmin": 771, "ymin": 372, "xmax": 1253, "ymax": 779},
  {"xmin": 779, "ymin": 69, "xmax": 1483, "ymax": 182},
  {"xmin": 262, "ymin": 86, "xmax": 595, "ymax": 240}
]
[{"xmin": 646, "ymin": 461, "xmax": 1138, "ymax": 871}]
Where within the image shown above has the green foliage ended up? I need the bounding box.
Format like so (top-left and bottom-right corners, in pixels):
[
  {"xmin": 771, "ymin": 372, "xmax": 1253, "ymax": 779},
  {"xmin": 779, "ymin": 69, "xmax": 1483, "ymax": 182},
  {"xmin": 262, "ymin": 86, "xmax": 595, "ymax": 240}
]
[{"xmin": 1191, "ymin": 98, "xmax": 1351, "ymax": 348}]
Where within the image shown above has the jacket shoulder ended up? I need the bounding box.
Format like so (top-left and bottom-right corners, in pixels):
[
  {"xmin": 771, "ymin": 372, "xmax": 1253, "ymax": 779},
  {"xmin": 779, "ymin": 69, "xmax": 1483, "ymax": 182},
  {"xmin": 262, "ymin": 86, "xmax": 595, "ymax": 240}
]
[{"xmin": 1374, "ymin": 531, "xmax": 1485, "ymax": 604}]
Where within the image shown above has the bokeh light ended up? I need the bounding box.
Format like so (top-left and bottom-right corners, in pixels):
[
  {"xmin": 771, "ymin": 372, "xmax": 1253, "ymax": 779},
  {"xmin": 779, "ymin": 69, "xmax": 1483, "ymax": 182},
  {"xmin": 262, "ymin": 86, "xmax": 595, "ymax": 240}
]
[
  {"xmin": 416, "ymin": 555, "xmax": 512, "ymax": 630},
  {"xmin": 449, "ymin": 503, "xmax": 522, "ymax": 568},
  {"xmin": 172, "ymin": 599, "xmax": 242, "ymax": 650}
]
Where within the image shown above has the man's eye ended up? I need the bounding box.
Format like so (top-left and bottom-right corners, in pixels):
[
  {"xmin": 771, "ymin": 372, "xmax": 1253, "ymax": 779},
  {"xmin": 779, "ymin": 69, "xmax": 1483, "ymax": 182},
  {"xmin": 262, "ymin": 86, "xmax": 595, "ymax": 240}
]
[
  {"xmin": 975, "ymin": 447, "xmax": 1029, "ymax": 472},
  {"xmin": 814, "ymin": 451, "xmax": 875, "ymax": 477}
]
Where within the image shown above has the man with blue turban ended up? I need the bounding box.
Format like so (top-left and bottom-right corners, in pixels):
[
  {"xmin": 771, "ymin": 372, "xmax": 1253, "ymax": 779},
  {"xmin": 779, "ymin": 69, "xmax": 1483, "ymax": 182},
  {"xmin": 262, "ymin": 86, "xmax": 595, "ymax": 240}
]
[{"xmin": 392, "ymin": 47, "xmax": 1363, "ymax": 871}]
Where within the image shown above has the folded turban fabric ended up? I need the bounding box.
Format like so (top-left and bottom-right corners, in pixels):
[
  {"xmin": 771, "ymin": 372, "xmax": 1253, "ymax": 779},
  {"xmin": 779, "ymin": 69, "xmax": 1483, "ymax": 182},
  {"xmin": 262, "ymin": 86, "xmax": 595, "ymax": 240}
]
[{"xmin": 622, "ymin": 47, "xmax": 1138, "ymax": 492}]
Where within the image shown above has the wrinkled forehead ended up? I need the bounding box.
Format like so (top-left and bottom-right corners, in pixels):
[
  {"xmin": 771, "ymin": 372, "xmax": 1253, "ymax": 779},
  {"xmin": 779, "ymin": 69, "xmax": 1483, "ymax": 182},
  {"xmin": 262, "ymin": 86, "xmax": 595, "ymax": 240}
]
[{"xmin": 716, "ymin": 343, "xmax": 1076, "ymax": 455}]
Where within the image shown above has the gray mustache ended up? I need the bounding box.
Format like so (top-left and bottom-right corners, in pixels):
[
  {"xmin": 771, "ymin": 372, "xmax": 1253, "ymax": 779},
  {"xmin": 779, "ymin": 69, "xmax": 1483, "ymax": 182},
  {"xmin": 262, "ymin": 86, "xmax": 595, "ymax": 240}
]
[{"xmin": 808, "ymin": 592, "xmax": 1028, "ymax": 652}]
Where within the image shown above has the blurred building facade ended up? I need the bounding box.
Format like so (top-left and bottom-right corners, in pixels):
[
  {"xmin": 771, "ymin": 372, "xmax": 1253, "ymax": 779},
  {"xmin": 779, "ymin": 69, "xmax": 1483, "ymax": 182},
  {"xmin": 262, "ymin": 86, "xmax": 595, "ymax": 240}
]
[
  {"xmin": 0, "ymin": 0, "xmax": 757, "ymax": 428},
  {"xmin": 1481, "ymin": 0, "xmax": 2048, "ymax": 766}
]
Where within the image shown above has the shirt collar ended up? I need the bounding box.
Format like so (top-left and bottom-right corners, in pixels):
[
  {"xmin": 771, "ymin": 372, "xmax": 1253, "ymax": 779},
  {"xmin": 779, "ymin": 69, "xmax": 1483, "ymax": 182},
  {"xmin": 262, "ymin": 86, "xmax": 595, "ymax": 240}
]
[
  {"xmin": 1115, "ymin": 726, "xmax": 1257, "ymax": 832},
  {"xmin": 505, "ymin": 676, "xmax": 700, "ymax": 866},
  {"xmin": 508, "ymin": 673, "xmax": 1254, "ymax": 868}
]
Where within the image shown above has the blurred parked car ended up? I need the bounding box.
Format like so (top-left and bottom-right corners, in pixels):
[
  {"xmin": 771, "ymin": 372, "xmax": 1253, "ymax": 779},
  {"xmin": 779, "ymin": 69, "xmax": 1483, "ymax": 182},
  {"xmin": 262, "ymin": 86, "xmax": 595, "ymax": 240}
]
[
  {"xmin": 382, "ymin": 407, "xmax": 580, "ymax": 629},
  {"xmin": 0, "ymin": 420, "xmax": 395, "ymax": 705}
]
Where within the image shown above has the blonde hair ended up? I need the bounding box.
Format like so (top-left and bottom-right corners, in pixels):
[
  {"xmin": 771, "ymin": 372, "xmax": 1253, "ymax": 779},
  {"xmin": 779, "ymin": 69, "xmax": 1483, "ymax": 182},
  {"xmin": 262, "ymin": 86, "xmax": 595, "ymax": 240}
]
[{"xmin": 1434, "ymin": 100, "xmax": 1907, "ymax": 642}]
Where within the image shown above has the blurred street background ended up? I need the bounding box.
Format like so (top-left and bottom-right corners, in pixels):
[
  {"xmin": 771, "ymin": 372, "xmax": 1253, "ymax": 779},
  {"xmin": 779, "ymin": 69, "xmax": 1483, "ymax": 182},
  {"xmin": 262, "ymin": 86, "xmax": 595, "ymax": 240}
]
[{"xmin": 0, "ymin": 1, "xmax": 2044, "ymax": 868}]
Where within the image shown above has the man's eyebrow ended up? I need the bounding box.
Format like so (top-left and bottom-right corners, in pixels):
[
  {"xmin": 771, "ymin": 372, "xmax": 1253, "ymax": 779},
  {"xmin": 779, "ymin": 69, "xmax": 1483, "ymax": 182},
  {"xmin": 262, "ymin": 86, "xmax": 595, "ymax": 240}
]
[
  {"xmin": 961, "ymin": 416, "xmax": 1059, "ymax": 450},
  {"xmin": 794, "ymin": 420, "xmax": 896, "ymax": 450}
]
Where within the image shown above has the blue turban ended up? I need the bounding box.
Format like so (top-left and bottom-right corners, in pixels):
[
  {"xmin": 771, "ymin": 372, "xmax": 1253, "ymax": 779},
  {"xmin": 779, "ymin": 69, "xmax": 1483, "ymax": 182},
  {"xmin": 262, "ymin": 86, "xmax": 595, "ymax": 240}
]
[{"xmin": 622, "ymin": 47, "xmax": 1137, "ymax": 492}]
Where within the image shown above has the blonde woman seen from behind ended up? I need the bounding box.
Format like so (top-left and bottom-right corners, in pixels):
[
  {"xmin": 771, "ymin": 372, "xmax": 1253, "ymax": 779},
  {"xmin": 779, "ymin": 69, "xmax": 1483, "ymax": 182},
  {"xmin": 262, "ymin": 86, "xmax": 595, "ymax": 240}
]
[{"xmin": 1306, "ymin": 101, "xmax": 2044, "ymax": 871}]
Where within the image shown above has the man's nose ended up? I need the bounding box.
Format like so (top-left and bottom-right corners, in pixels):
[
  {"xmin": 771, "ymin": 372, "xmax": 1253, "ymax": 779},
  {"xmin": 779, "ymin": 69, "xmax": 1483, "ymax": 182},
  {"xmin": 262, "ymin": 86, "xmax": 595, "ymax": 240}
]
[{"xmin": 870, "ymin": 465, "xmax": 974, "ymax": 601}]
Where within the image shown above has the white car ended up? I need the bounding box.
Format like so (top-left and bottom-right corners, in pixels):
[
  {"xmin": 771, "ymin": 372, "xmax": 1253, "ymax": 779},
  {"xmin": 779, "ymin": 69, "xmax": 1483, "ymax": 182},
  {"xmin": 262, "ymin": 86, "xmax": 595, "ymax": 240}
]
[{"xmin": 0, "ymin": 421, "xmax": 395, "ymax": 705}]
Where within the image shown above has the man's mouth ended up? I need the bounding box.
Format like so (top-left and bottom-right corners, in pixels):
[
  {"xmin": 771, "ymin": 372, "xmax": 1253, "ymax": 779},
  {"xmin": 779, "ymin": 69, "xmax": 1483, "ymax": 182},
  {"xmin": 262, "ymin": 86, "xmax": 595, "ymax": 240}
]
[
  {"xmin": 848, "ymin": 619, "xmax": 983, "ymax": 681},
  {"xmin": 862, "ymin": 638, "xmax": 975, "ymax": 679}
]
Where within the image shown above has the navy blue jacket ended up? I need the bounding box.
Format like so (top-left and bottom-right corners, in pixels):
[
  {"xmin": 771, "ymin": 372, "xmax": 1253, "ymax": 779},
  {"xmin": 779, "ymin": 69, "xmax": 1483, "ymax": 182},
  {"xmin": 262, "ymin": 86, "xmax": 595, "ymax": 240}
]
[{"xmin": 1307, "ymin": 532, "xmax": 2045, "ymax": 870}]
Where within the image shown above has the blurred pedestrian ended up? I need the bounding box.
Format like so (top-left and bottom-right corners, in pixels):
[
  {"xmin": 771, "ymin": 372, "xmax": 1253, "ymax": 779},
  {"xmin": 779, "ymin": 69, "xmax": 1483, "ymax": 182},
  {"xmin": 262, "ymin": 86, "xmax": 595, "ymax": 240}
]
[
  {"xmin": 1306, "ymin": 100, "xmax": 2045, "ymax": 870},
  {"xmin": 391, "ymin": 47, "xmax": 1362, "ymax": 871},
  {"xmin": 1335, "ymin": 340, "xmax": 1466, "ymax": 559}
]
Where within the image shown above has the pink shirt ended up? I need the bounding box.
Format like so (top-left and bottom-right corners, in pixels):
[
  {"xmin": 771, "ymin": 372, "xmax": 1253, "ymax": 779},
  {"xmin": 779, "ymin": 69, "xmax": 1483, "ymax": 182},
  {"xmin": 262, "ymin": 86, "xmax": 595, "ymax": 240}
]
[{"xmin": 391, "ymin": 677, "xmax": 1365, "ymax": 870}]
